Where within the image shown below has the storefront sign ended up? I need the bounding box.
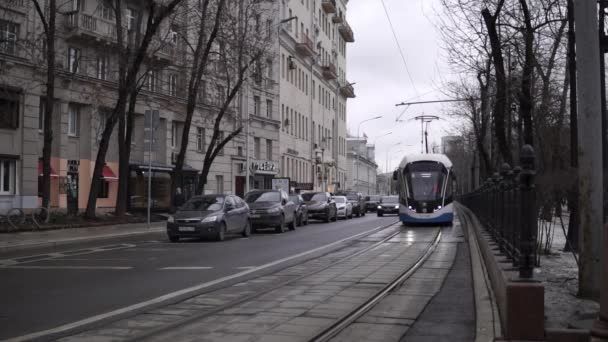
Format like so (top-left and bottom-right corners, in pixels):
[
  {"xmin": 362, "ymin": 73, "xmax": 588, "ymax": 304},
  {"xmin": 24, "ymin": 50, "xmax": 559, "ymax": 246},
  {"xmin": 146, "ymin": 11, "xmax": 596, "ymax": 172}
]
[
  {"xmin": 287, "ymin": 148, "xmax": 299, "ymax": 156},
  {"xmin": 252, "ymin": 160, "xmax": 278, "ymax": 175}
]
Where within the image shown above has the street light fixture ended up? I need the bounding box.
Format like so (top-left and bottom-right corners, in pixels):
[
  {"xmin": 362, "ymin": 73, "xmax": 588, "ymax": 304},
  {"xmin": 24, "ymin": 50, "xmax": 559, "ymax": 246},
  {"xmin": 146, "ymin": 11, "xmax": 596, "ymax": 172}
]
[{"xmin": 354, "ymin": 116, "xmax": 382, "ymax": 193}]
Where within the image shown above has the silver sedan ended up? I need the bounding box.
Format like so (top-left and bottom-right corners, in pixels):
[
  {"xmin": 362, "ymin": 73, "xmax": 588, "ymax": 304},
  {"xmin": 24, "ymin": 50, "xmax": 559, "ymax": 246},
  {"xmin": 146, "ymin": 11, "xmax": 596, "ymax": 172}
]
[{"xmin": 333, "ymin": 196, "xmax": 353, "ymax": 219}]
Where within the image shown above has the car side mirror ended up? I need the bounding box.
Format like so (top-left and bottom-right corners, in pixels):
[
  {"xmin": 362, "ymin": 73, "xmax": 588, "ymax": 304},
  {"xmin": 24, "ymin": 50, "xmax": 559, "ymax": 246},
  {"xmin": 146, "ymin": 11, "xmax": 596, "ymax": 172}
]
[
  {"xmin": 327, "ymin": 198, "xmax": 332, "ymax": 203},
  {"xmin": 282, "ymin": 199, "xmax": 287, "ymax": 205}
]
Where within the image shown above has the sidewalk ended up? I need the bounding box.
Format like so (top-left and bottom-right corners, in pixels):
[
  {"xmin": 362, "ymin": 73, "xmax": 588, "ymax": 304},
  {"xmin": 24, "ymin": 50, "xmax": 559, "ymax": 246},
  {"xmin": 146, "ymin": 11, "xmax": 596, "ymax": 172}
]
[{"xmin": 0, "ymin": 222, "xmax": 165, "ymax": 253}]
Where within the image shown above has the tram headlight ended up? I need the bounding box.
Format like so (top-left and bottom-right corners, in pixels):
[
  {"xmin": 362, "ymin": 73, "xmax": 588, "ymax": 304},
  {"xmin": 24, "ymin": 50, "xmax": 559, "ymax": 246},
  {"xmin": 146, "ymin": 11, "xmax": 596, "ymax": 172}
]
[
  {"xmin": 436, "ymin": 205, "xmax": 442, "ymax": 210},
  {"xmin": 408, "ymin": 205, "xmax": 414, "ymax": 211}
]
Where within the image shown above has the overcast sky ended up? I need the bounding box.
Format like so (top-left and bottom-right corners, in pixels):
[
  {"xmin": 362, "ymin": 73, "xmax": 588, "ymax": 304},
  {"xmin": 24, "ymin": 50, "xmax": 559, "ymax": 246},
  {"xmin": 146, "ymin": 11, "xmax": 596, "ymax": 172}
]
[{"xmin": 347, "ymin": 0, "xmax": 457, "ymax": 173}]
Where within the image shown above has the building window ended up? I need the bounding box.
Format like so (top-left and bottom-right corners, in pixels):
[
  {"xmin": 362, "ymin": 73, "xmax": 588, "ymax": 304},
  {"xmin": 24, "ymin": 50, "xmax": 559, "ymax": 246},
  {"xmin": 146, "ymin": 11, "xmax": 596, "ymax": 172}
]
[
  {"xmin": 216, "ymin": 175, "xmax": 224, "ymax": 194},
  {"xmin": 266, "ymin": 99, "xmax": 272, "ymax": 118},
  {"xmin": 126, "ymin": 8, "xmax": 136, "ymax": 31},
  {"xmin": 0, "ymin": 159, "xmax": 16, "ymax": 195},
  {"xmin": 67, "ymin": 47, "xmax": 80, "ymax": 73},
  {"xmin": 68, "ymin": 104, "xmax": 79, "ymax": 136},
  {"xmin": 254, "ymin": 137, "xmax": 260, "ymax": 159},
  {"xmin": 196, "ymin": 127, "xmax": 204, "ymax": 152},
  {"xmin": 218, "ymin": 131, "xmax": 225, "ymax": 155},
  {"xmin": 0, "ymin": 20, "xmax": 19, "ymax": 56},
  {"xmin": 169, "ymin": 74, "xmax": 178, "ymax": 96},
  {"xmin": 97, "ymin": 55, "xmax": 108, "ymax": 80},
  {"xmin": 100, "ymin": 3, "xmax": 114, "ymax": 20},
  {"xmin": 253, "ymin": 96, "xmax": 260, "ymax": 116},
  {"xmin": 171, "ymin": 122, "xmax": 178, "ymax": 148},
  {"xmin": 266, "ymin": 139, "xmax": 272, "ymax": 160},
  {"xmin": 98, "ymin": 179, "xmax": 109, "ymax": 198}
]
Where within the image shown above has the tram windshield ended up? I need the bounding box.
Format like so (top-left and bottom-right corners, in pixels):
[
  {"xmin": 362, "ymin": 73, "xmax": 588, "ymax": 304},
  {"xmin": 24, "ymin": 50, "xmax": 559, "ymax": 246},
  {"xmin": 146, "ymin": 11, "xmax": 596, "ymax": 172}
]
[{"xmin": 406, "ymin": 162, "xmax": 446, "ymax": 202}]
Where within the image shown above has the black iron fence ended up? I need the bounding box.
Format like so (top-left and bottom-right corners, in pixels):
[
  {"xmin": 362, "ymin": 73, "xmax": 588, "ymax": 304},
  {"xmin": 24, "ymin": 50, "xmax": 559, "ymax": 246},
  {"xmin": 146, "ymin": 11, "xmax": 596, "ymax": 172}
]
[{"xmin": 459, "ymin": 145, "xmax": 537, "ymax": 279}]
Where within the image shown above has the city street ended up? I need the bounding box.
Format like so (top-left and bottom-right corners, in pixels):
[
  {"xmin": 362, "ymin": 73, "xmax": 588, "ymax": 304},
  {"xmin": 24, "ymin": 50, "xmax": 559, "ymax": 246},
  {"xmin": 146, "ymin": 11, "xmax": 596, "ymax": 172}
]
[{"xmin": 0, "ymin": 215, "xmax": 398, "ymax": 340}]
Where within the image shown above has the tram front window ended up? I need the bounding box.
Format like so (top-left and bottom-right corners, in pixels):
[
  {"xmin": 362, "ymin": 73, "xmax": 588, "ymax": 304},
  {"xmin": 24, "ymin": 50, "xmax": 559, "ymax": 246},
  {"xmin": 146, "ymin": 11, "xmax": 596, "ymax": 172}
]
[{"xmin": 406, "ymin": 162, "xmax": 446, "ymax": 202}]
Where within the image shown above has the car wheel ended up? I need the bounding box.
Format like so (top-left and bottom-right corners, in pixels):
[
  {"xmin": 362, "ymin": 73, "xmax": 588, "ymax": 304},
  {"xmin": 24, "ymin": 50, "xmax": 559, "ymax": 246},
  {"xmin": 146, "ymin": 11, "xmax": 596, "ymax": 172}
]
[
  {"xmin": 331, "ymin": 209, "xmax": 338, "ymax": 222},
  {"xmin": 276, "ymin": 215, "xmax": 287, "ymax": 233},
  {"xmin": 349, "ymin": 212, "xmax": 353, "ymax": 219},
  {"xmin": 242, "ymin": 220, "xmax": 251, "ymax": 237},
  {"xmin": 356, "ymin": 209, "xmax": 360, "ymax": 217},
  {"xmin": 289, "ymin": 216, "xmax": 297, "ymax": 231},
  {"xmin": 216, "ymin": 223, "xmax": 226, "ymax": 241},
  {"xmin": 168, "ymin": 235, "xmax": 179, "ymax": 242},
  {"xmin": 378, "ymin": 212, "xmax": 384, "ymax": 217},
  {"xmin": 362, "ymin": 209, "xmax": 366, "ymax": 217}
]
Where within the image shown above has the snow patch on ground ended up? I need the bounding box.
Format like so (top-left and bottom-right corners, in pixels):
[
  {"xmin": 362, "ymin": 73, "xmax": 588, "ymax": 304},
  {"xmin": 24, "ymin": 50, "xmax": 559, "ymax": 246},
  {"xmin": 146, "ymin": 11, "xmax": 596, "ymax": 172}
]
[{"xmin": 537, "ymin": 212, "xmax": 599, "ymax": 329}]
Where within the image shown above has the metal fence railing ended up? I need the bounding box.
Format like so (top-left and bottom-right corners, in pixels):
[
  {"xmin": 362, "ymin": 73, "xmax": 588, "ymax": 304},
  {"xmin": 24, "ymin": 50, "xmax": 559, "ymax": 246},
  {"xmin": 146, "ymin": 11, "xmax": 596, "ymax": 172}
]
[{"xmin": 459, "ymin": 145, "xmax": 537, "ymax": 279}]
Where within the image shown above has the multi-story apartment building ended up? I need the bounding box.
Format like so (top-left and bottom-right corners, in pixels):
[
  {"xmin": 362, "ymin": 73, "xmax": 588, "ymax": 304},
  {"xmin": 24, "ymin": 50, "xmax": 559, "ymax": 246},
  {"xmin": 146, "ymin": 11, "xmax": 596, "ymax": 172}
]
[
  {"xmin": 278, "ymin": 0, "xmax": 355, "ymax": 193},
  {"xmin": 347, "ymin": 137, "xmax": 378, "ymax": 195},
  {"xmin": 0, "ymin": 0, "xmax": 280, "ymax": 213}
]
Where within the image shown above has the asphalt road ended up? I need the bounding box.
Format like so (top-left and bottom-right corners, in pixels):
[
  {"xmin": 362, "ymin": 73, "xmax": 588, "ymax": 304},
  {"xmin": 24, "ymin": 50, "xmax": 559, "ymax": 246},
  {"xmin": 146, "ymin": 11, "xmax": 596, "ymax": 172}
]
[{"xmin": 0, "ymin": 214, "xmax": 398, "ymax": 340}]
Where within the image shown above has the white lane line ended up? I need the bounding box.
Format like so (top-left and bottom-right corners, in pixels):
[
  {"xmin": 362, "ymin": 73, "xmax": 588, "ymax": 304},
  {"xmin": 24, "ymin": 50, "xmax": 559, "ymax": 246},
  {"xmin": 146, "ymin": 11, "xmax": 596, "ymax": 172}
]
[
  {"xmin": 235, "ymin": 266, "xmax": 256, "ymax": 270},
  {"xmin": 4, "ymin": 222, "xmax": 397, "ymax": 342},
  {"xmin": 0, "ymin": 266, "xmax": 133, "ymax": 270},
  {"xmin": 159, "ymin": 267, "xmax": 213, "ymax": 270}
]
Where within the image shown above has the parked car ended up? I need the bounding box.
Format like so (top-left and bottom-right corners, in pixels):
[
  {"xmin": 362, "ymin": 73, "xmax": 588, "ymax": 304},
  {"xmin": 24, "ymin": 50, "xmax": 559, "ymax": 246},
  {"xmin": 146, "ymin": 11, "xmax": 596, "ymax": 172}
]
[
  {"xmin": 365, "ymin": 195, "xmax": 381, "ymax": 212},
  {"xmin": 336, "ymin": 191, "xmax": 366, "ymax": 217},
  {"xmin": 333, "ymin": 196, "xmax": 353, "ymax": 219},
  {"xmin": 377, "ymin": 196, "xmax": 400, "ymax": 216},
  {"xmin": 289, "ymin": 193, "xmax": 309, "ymax": 226},
  {"xmin": 301, "ymin": 192, "xmax": 337, "ymax": 223},
  {"xmin": 167, "ymin": 195, "xmax": 250, "ymax": 242},
  {"xmin": 245, "ymin": 190, "xmax": 296, "ymax": 233}
]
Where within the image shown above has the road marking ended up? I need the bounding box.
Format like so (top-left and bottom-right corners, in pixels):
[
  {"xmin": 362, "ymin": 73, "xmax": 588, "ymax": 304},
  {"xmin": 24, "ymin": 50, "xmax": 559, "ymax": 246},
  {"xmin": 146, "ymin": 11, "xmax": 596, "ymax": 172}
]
[
  {"xmin": 235, "ymin": 266, "xmax": 256, "ymax": 270},
  {"xmin": 0, "ymin": 266, "xmax": 133, "ymax": 270},
  {"xmin": 4, "ymin": 222, "xmax": 398, "ymax": 342},
  {"xmin": 159, "ymin": 267, "xmax": 213, "ymax": 270}
]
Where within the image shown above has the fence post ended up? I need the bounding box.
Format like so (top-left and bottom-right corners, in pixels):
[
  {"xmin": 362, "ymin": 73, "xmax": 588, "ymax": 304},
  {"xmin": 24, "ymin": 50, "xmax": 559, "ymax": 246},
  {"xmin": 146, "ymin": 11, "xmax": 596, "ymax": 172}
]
[{"xmin": 519, "ymin": 145, "xmax": 536, "ymax": 279}]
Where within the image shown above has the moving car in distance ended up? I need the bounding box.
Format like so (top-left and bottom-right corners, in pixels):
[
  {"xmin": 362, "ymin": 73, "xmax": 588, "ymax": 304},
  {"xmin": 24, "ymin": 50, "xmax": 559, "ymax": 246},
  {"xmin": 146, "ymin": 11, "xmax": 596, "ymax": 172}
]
[
  {"xmin": 333, "ymin": 195, "xmax": 353, "ymax": 219},
  {"xmin": 335, "ymin": 191, "xmax": 366, "ymax": 217},
  {"xmin": 245, "ymin": 190, "xmax": 296, "ymax": 233},
  {"xmin": 167, "ymin": 195, "xmax": 250, "ymax": 242},
  {"xmin": 377, "ymin": 196, "xmax": 400, "ymax": 216},
  {"xmin": 301, "ymin": 192, "xmax": 337, "ymax": 223},
  {"xmin": 365, "ymin": 195, "xmax": 381, "ymax": 212},
  {"xmin": 393, "ymin": 154, "xmax": 456, "ymax": 225},
  {"xmin": 289, "ymin": 193, "xmax": 309, "ymax": 226}
]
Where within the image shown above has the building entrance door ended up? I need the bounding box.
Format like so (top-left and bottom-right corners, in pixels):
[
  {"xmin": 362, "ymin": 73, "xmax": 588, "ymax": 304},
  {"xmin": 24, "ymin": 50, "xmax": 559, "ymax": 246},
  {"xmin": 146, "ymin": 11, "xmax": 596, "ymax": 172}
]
[{"xmin": 235, "ymin": 176, "xmax": 245, "ymax": 198}]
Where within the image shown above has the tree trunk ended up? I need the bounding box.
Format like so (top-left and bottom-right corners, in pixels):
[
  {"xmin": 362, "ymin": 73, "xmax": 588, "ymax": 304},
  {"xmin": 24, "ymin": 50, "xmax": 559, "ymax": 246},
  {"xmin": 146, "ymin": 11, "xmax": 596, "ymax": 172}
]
[
  {"xmin": 518, "ymin": 0, "xmax": 535, "ymax": 146},
  {"xmin": 115, "ymin": 90, "xmax": 137, "ymax": 216},
  {"xmin": 482, "ymin": 6, "xmax": 512, "ymax": 165}
]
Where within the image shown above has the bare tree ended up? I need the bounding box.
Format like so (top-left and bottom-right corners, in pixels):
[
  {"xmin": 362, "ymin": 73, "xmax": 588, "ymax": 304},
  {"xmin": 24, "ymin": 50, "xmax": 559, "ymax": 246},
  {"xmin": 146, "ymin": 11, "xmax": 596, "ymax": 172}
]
[{"xmin": 86, "ymin": 0, "xmax": 185, "ymax": 218}]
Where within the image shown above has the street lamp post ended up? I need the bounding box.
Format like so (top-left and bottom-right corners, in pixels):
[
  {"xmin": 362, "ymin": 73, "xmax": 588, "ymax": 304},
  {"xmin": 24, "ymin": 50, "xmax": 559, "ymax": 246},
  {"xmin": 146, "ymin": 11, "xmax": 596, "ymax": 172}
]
[{"xmin": 355, "ymin": 116, "xmax": 382, "ymax": 192}]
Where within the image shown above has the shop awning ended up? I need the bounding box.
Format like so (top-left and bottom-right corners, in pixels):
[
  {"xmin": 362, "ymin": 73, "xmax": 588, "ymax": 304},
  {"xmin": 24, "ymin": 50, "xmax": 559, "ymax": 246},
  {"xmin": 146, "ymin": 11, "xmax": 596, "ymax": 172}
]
[
  {"xmin": 38, "ymin": 160, "xmax": 59, "ymax": 178},
  {"xmin": 102, "ymin": 165, "xmax": 119, "ymax": 182}
]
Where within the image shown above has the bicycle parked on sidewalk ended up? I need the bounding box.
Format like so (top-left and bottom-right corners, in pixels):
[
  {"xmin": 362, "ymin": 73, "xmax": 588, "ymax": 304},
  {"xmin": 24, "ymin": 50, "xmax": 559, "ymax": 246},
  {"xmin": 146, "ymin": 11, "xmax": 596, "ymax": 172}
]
[{"xmin": 0, "ymin": 207, "xmax": 50, "ymax": 231}]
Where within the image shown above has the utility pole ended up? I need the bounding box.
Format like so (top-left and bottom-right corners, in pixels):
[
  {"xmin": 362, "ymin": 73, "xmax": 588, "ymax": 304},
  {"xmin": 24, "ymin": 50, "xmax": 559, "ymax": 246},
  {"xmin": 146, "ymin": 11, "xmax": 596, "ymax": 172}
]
[{"xmin": 574, "ymin": 0, "xmax": 603, "ymax": 301}]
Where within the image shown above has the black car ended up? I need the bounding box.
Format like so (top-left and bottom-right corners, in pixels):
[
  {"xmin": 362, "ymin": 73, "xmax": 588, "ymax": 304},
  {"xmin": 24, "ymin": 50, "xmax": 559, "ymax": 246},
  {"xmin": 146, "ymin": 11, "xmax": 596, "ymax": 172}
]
[
  {"xmin": 377, "ymin": 196, "xmax": 400, "ymax": 216},
  {"xmin": 245, "ymin": 190, "xmax": 296, "ymax": 233},
  {"xmin": 167, "ymin": 195, "xmax": 250, "ymax": 242},
  {"xmin": 301, "ymin": 192, "xmax": 337, "ymax": 222},
  {"xmin": 289, "ymin": 194, "xmax": 309, "ymax": 226},
  {"xmin": 336, "ymin": 191, "xmax": 366, "ymax": 217},
  {"xmin": 365, "ymin": 195, "xmax": 381, "ymax": 212}
]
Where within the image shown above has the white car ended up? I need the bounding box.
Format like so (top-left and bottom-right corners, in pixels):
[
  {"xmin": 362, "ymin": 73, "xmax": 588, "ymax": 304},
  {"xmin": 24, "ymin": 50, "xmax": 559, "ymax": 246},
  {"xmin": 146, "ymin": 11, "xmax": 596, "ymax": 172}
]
[{"xmin": 333, "ymin": 196, "xmax": 353, "ymax": 219}]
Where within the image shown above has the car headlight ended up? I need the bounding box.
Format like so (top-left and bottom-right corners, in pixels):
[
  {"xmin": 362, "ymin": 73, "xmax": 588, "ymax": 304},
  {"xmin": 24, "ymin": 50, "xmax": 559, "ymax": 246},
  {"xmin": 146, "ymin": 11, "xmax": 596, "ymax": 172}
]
[
  {"xmin": 202, "ymin": 216, "xmax": 217, "ymax": 223},
  {"xmin": 167, "ymin": 216, "xmax": 175, "ymax": 223},
  {"xmin": 268, "ymin": 207, "xmax": 281, "ymax": 214},
  {"xmin": 377, "ymin": 206, "xmax": 382, "ymax": 209},
  {"xmin": 395, "ymin": 205, "xmax": 400, "ymax": 209}
]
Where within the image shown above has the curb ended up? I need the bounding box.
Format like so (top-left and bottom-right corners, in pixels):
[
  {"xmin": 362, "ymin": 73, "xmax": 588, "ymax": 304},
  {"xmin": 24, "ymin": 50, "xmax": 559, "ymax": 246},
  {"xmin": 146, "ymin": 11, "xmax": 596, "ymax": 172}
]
[
  {"xmin": 0, "ymin": 226, "xmax": 165, "ymax": 254},
  {"xmin": 456, "ymin": 203, "xmax": 503, "ymax": 342}
]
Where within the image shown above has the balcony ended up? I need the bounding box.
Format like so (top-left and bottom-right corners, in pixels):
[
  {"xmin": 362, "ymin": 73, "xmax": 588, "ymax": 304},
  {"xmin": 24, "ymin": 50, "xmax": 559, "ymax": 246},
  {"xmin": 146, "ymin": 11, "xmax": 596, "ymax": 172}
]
[
  {"xmin": 321, "ymin": 63, "xmax": 338, "ymax": 80},
  {"xmin": 153, "ymin": 41, "xmax": 175, "ymax": 63},
  {"xmin": 332, "ymin": 14, "xmax": 343, "ymax": 24},
  {"xmin": 339, "ymin": 21, "xmax": 354, "ymax": 43},
  {"xmin": 339, "ymin": 83, "xmax": 355, "ymax": 98},
  {"xmin": 64, "ymin": 13, "xmax": 117, "ymax": 43},
  {"xmin": 321, "ymin": 0, "xmax": 336, "ymax": 14},
  {"xmin": 1, "ymin": 0, "xmax": 26, "ymax": 13},
  {"xmin": 295, "ymin": 34, "xmax": 315, "ymax": 57}
]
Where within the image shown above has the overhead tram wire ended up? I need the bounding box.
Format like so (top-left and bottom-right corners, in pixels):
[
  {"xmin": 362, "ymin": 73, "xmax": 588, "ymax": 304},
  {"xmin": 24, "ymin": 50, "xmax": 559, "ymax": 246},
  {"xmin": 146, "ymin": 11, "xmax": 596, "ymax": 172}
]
[{"xmin": 379, "ymin": 0, "xmax": 419, "ymax": 97}]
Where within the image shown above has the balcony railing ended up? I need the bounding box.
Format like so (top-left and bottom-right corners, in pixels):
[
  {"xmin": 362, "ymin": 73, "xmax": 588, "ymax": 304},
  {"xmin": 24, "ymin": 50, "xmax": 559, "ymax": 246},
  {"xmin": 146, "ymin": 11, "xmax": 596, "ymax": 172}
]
[
  {"xmin": 321, "ymin": 0, "xmax": 337, "ymax": 13},
  {"xmin": 332, "ymin": 14, "xmax": 343, "ymax": 24},
  {"xmin": 339, "ymin": 21, "xmax": 354, "ymax": 43},
  {"xmin": 64, "ymin": 13, "xmax": 117, "ymax": 43},
  {"xmin": 321, "ymin": 62, "xmax": 337, "ymax": 80},
  {"xmin": 295, "ymin": 34, "xmax": 315, "ymax": 57},
  {"xmin": 339, "ymin": 83, "xmax": 355, "ymax": 98},
  {"xmin": 1, "ymin": 0, "xmax": 25, "ymax": 9}
]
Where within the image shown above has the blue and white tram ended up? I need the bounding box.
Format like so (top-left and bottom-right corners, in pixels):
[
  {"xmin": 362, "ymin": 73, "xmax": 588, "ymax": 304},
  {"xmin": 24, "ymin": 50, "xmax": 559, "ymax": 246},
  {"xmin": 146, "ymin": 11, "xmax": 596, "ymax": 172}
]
[{"xmin": 393, "ymin": 154, "xmax": 456, "ymax": 225}]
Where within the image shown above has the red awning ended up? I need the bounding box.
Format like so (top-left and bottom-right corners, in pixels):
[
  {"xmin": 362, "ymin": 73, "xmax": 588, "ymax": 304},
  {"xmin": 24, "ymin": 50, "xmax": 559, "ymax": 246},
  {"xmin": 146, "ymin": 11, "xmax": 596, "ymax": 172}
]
[
  {"xmin": 102, "ymin": 165, "xmax": 118, "ymax": 182},
  {"xmin": 38, "ymin": 160, "xmax": 59, "ymax": 178}
]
